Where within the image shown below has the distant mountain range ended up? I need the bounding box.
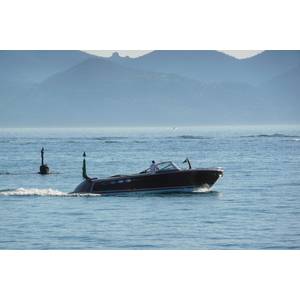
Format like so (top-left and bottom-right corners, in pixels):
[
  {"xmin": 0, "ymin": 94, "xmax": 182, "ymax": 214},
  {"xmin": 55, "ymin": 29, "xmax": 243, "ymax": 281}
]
[
  {"xmin": 104, "ymin": 50, "xmax": 300, "ymax": 85},
  {"xmin": 0, "ymin": 50, "xmax": 91, "ymax": 82},
  {"xmin": 0, "ymin": 50, "xmax": 299, "ymax": 127}
]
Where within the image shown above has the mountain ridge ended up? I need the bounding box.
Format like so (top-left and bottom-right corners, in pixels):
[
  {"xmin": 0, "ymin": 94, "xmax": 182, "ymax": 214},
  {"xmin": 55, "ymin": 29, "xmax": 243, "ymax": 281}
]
[
  {"xmin": 0, "ymin": 50, "xmax": 299, "ymax": 127},
  {"xmin": 0, "ymin": 50, "xmax": 92, "ymax": 82},
  {"xmin": 103, "ymin": 50, "xmax": 300, "ymax": 85}
]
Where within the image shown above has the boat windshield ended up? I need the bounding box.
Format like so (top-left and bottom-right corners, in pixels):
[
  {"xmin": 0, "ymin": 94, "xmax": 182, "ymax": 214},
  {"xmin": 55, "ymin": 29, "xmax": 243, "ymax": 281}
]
[
  {"xmin": 157, "ymin": 161, "xmax": 180, "ymax": 171},
  {"xmin": 139, "ymin": 161, "xmax": 180, "ymax": 174}
]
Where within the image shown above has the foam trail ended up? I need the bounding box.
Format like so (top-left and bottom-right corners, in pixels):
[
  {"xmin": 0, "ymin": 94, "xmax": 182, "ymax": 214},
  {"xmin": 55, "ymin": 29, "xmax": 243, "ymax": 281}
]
[
  {"xmin": 192, "ymin": 186, "xmax": 212, "ymax": 193},
  {"xmin": 180, "ymin": 185, "xmax": 212, "ymax": 193},
  {"xmin": 0, "ymin": 188, "xmax": 100, "ymax": 197}
]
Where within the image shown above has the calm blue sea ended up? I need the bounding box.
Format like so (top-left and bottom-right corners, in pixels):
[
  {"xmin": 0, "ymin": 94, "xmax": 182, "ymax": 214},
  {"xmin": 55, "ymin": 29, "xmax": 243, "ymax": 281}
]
[{"xmin": 1, "ymin": 125, "xmax": 300, "ymax": 250}]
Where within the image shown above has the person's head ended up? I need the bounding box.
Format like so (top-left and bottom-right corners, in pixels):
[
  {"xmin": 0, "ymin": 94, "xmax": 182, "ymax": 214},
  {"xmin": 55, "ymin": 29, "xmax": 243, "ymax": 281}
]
[{"xmin": 152, "ymin": 160, "xmax": 155, "ymax": 163}]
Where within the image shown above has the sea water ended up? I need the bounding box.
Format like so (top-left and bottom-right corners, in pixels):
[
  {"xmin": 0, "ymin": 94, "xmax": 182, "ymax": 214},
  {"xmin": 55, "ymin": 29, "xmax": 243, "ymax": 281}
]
[{"xmin": 1, "ymin": 126, "xmax": 300, "ymax": 250}]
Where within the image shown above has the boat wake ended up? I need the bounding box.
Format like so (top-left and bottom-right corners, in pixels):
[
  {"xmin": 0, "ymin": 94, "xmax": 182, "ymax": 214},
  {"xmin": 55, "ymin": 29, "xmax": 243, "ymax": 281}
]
[
  {"xmin": 0, "ymin": 187, "xmax": 216, "ymax": 198},
  {"xmin": 0, "ymin": 188, "xmax": 101, "ymax": 197},
  {"xmin": 190, "ymin": 186, "xmax": 212, "ymax": 193}
]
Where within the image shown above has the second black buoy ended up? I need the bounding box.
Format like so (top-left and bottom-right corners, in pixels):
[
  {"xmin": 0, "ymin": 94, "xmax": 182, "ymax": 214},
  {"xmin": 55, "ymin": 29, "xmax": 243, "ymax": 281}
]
[
  {"xmin": 39, "ymin": 147, "xmax": 52, "ymax": 174},
  {"xmin": 82, "ymin": 151, "xmax": 88, "ymax": 179}
]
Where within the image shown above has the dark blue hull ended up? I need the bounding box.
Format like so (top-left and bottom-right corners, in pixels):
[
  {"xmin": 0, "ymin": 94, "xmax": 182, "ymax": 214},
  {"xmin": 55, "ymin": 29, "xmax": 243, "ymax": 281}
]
[{"xmin": 73, "ymin": 168, "xmax": 223, "ymax": 195}]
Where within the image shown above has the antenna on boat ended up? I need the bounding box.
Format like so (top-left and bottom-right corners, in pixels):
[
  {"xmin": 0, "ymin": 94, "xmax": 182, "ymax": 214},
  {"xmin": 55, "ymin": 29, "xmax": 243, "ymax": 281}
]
[
  {"xmin": 82, "ymin": 152, "xmax": 88, "ymax": 179},
  {"xmin": 183, "ymin": 157, "xmax": 192, "ymax": 169}
]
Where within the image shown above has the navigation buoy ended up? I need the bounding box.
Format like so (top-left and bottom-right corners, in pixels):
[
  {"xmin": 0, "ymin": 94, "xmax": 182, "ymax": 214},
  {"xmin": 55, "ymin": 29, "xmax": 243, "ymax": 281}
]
[{"xmin": 39, "ymin": 147, "xmax": 52, "ymax": 174}]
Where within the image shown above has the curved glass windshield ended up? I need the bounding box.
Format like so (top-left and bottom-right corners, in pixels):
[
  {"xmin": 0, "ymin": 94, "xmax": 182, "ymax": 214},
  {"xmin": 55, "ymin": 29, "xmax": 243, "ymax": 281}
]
[
  {"xmin": 157, "ymin": 161, "xmax": 180, "ymax": 171},
  {"xmin": 139, "ymin": 161, "xmax": 180, "ymax": 174}
]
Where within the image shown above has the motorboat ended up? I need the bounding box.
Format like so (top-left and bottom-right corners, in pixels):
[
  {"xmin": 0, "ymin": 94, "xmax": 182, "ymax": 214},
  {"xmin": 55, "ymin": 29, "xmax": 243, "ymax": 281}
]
[{"xmin": 73, "ymin": 158, "xmax": 223, "ymax": 195}]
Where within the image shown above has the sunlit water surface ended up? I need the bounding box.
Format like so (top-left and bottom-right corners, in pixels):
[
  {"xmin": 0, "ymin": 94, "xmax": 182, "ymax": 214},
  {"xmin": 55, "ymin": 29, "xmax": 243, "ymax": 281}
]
[{"xmin": 1, "ymin": 126, "xmax": 299, "ymax": 249}]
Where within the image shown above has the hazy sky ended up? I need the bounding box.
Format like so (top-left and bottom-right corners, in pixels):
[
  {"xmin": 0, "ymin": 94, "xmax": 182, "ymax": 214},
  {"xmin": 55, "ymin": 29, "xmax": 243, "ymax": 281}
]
[{"xmin": 83, "ymin": 50, "xmax": 264, "ymax": 59}]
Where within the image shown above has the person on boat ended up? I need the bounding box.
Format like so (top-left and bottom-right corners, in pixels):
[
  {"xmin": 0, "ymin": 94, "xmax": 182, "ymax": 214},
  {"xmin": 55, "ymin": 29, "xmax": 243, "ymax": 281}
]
[{"xmin": 150, "ymin": 161, "xmax": 158, "ymax": 173}]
